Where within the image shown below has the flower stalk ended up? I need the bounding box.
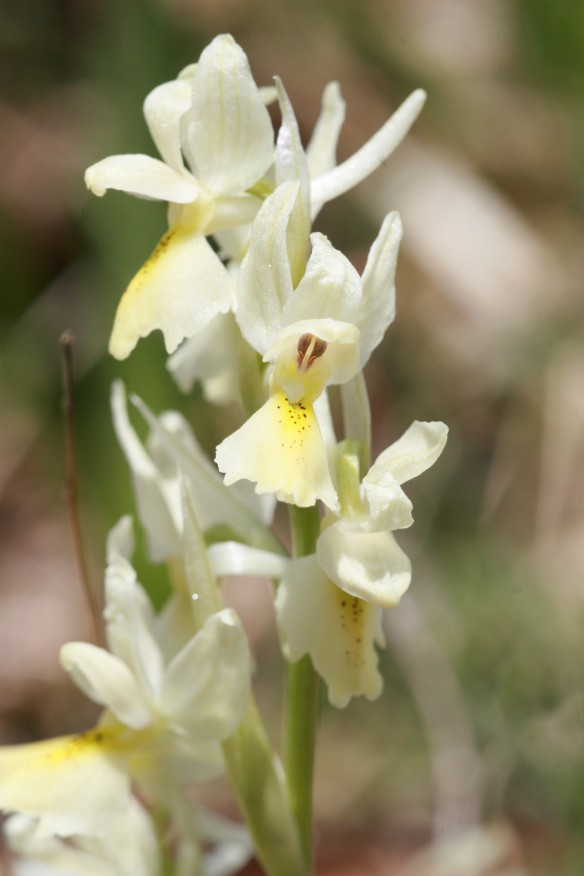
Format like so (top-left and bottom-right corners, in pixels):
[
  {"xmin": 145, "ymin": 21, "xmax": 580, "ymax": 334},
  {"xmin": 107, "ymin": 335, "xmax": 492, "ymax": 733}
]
[{"xmin": 284, "ymin": 505, "xmax": 323, "ymax": 873}]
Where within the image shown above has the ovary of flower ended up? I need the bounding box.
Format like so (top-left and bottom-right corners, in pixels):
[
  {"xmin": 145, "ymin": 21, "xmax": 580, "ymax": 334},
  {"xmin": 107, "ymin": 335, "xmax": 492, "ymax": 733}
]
[
  {"xmin": 215, "ymin": 319, "xmax": 360, "ymax": 509},
  {"xmin": 84, "ymin": 34, "xmax": 274, "ymax": 359}
]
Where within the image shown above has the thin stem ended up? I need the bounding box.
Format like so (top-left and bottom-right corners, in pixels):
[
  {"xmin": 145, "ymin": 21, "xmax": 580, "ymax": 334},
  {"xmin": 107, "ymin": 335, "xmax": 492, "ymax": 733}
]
[
  {"xmin": 284, "ymin": 504, "xmax": 322, "ymax": 873},
  {"xmin": 60, "ymin": 331, "xmax": 104, "ymax": 647}
]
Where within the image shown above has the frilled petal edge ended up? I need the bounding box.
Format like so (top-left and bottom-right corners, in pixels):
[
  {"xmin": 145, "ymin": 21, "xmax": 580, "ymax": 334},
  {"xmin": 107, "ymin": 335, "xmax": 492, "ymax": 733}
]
[{"xmin": 215, "ymin": 390, "xmax": 339, "ymax": 510}]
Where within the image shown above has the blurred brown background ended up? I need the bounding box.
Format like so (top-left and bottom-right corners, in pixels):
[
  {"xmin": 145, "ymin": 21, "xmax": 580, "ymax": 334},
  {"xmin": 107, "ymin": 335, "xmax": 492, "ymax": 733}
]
[{"xmin": 1, "ymin": 0, "xmax": 584, "ymax": 873}]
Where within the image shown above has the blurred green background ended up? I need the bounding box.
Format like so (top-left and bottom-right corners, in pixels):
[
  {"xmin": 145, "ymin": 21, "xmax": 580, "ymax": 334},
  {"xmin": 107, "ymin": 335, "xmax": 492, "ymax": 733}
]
[{"xmin": 1, "ymin": 0, "xmax": 583, "ymax": 873}]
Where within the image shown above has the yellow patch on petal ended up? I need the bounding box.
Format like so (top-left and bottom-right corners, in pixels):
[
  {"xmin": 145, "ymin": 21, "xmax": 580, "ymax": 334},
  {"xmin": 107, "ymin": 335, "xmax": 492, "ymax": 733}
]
[
  {"xmin": 109, "ymin": 226, "xmax": 191, "ymax": 359},
  {"xmin": 216, "ymin": 389, "xmax": 338, "ymax": 508},
  {"xmin": 39, "ymin": 725, "xmax": 131, "ymax": 764},
  {"xmin": 109, "ymin": 199, "xmax": 229, "ymax": 360},
  {"xmin": 275, "ymin": 557, "xmax": 384, "ymax": 707},
  {"xmin": 335, "ymin": 590, "xmax": 371, "ymax": 675},
  {"xmin": 0, "ymin": 724, "xmax": 135, "ymax": 777},
  {"xmin": 0, "ymin": 723, "xmax": 141, "ymax": 836}
]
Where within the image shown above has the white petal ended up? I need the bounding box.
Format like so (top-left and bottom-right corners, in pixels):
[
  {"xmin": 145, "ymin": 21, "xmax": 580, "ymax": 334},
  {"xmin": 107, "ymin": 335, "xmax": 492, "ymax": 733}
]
[
  {"xmin": 111, "ymin": 381, "xmax": 182, "ymax": 561},
  {"xmin": 259, "ymin": 85, "xmax": 277, "ymax": 105},
  {"xmin": 207, "ymin": 193, "xmax": 262, "ymax": 234},
  {"xmin": 310, "ymin": 89, "xmax": 426, "ymax": 205},
  {"xmin": 275, "ymin": 557, "xmax": 385, "ymax": 708},
  {"xmin": 235, "ymin": 181, "xmax": 297, "ymax": 354},
  {"xmin": 167, "ymin": 311, "xmax": 241, "ymax": 405},
  {"xmin": 109, "ymin": 228, "xmax": 230, "ymax": 359},
  {"xmin": 340, "ymin": 372, "xmax": 371, "ymax": 465},
  {"xmin": 85, "ymin": 154, "xmax": 198, "ymax": 202},
  {"xmin": 4, "ymin": 815, "xmax": 114, "ymax": 876},
  {"xmin": 106, "ymin": 515, "xmax": 134, "ymax": 566},
  {"xmin": 143, "ymin": 78, "xmax": 192, "ymax": 172},
  {"xmin": 307, "ymin": 82, "xmax": 346, "ymax": 178},
  {"xmin": 60, "ymin": 643, "xmax": 152, "ymax": 729},
  {"xmin": 274, "ymin": 77, "xmax": 311, "ymax": 286},
  {"xmin": 361, "ymin": 469, "xmax": 413, "ymax": 531},
  {"xmin": 282, "ymin": 232, "xmax": 362, "ymax": 328},
  {"xmin": 314, "ymin": 388, "xmax": 338, "ymax": 458},
  {"xmin": 208, "ymin": 542, "xmax": 288, "ymax": 580},
  {"xmin": 0, "ymin": 729, "xmax": 130, "ymax": 838},
  {"xmin": 358, "ymin": 211, "xmax": 402, "ymax": 365},
  {"xmin": 160, "ymin": 609, "xmax": 250, "ymax": 740},
  {"xmin": 80, "ymin": 798, "xmax": 160, "ymax": 876},
  {"xmin": 178, "ymin": 63, "xmax": 197, "ymax": 80},
  {"xmin": 186, "ymin": 34, "xmax": 273, "ymax": 194},
  {"xmin": 368, "ymin": 420, "xmax": 448, "ymax": 486},
  {"xmin": 154, "ymin": 593, "xmax": 197, "ymax": 666},
  {"xmin": 316, "ymin": 526, "xmax": 412, "ymax": 607},
  {"xmin": 132, "ymin": 397, "xmax": 277, "ymax": 541},
  {"xmin": 199, "ymin": 809, "xmax": 253, "ymax": 876},
  {"xmin": 307, "ymin": 81, "xmax": 346, "ymax": 217},
  {"xmin": 104, "ymin": 538, "xmax": 165, "ymax": 700},
  {"xmin": 215, "ymin": 390, "xmax": 339, "ymax": 510}
]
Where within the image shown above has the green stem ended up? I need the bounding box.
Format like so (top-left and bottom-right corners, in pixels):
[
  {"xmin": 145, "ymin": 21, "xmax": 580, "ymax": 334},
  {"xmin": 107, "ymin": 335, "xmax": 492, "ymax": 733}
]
[
  {"xmin": 284, "ymin": 505, "xmax": 322, "ymax": 873},
  {"xmin": 222, "ymin": 702, "xmax": 305, "ymax": 876}
]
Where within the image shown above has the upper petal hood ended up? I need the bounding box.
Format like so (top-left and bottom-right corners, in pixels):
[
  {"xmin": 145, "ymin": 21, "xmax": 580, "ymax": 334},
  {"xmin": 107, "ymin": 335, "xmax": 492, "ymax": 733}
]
[
  {"xmin": 143, "ymin": 78, "xmax": 192, "ymax": 173},
  {"xmin": 281, "ymin": 233, "xmax": 362, "ymax": 329},
  {"xmin": 184, "ymin": 34, "xmax": 274, "ymax": 195}
]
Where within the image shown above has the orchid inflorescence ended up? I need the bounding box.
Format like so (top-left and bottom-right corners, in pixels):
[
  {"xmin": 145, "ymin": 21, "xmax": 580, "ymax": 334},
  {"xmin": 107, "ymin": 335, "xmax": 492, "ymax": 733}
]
[{"xmin": 0, "ymin": 34, "xmax": 447, "ymax": 876}]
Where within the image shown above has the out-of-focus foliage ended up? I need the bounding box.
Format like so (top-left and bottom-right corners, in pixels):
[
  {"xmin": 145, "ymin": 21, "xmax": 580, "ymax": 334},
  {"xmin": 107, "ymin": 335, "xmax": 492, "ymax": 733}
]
[{"xmin": 1, "ymin": 0, "xmax": 583, "ymax": 872}]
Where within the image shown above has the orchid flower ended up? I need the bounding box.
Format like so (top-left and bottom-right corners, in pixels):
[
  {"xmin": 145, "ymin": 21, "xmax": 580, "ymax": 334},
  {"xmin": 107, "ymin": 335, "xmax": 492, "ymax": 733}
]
[
  {"xmin": 213, "ymin": 191, "xmax": 345, "ymax": 511},
  {"xmin": 211, "ymin": 423, "xmax": 447, "ymax": 707},
  {"xmin": 215, "ymin": 167, "xmax": 404, "ymax": 509},
  {"xmin": 0, "ymin": 519, "xmax": 251, "ymax": 837},
  {"xmin": 85, "ymin": 34, "xmax": 274, "ymax": 359},
  {"xmin": 213, "ymin": 110, "xmax": 362, "ymax": 511},
  {"xmin": 276, "ymin": 421, "xmax": 448, "ymax": 706}
]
